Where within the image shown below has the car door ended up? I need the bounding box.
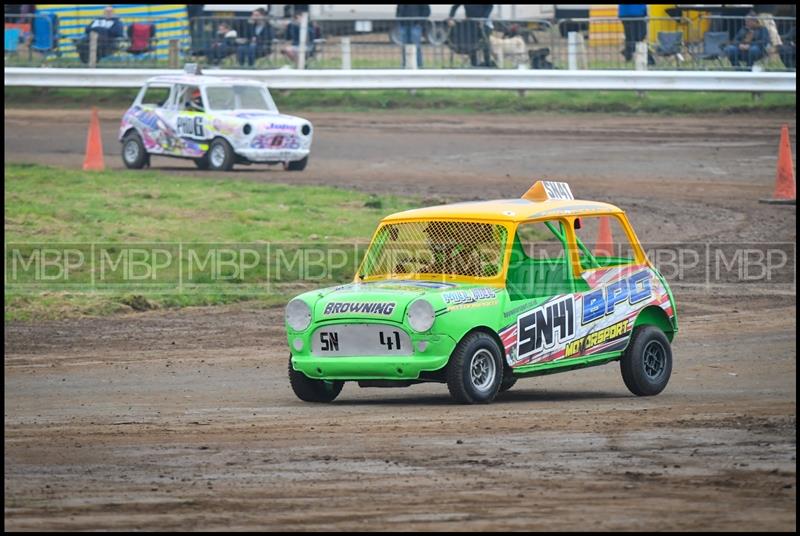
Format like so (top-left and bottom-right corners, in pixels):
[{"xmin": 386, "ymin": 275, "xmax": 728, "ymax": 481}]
[
  {"xmin": 175, "ymin": 85, "xmax": 208, "ymax": 141},
  {"xmin": 500, "ymin": 218, "xmax": 579, "ymax": 367}
]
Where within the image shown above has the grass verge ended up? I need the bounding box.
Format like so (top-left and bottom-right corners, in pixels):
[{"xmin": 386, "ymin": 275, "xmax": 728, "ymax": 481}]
[
  {"xmin": 5, "ymin": 163, "xmax": 419, "ymax": 321},
  {"xmin": 5, "ymin": 87, "xmax": 796, "ymax": 114}
]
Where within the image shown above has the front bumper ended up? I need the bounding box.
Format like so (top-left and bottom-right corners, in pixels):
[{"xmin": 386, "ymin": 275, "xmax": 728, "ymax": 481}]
[
  {"xmin": 237, "ymin": 148, "xmax": 309, "ymax": 163},
  {"xmin": 288, "ymin": 328, "xmax": 457, "ymax": 381}
]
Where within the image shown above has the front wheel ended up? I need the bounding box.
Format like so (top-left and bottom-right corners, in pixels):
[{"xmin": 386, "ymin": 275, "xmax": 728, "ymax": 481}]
[
  {"xmin": 288, "ymin": 356, "xmax": 344, "ymax": 403},
  {"xmin": 620, "ymin": 326, "xmax": 672, "ymax": 396},
  {"xmin": 285, "ymin": 155, "xmax": 308, "ymax": 171},
  {"xmin": 121, "ymin": 132, "xmax": 148, "ymax": 169},
  {"xmin": 208, "ymin": 138, "xmax": 235, "ymax": 171},
  {"xmin": 446, "ymin": 332, "xmax": 503, "ymax": 404}
]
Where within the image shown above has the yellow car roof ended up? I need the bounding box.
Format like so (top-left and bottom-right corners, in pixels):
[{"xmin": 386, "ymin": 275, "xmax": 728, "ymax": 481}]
[{"xmin": 382, "ymin": 181, "xmax": 623, "ymax": 223}]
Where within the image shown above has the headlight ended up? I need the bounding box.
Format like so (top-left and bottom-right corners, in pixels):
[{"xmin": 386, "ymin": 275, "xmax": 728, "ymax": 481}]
[
  {"xmin": 286, "ymin": 299, "xmax": 311, "ymax": 331},
  {"xmin": 407, "ymin": 299, "xmax": 435, "ymax": 332}
]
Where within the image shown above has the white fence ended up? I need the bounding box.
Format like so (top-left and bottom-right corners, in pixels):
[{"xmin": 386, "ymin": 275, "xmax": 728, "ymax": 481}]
[{"xmin": 3, "ymin": 67, "xmax": 796, "ymax": 92}]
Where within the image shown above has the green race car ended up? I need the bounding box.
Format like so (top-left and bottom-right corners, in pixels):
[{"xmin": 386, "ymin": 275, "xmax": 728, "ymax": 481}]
[{"xmin": 286, "ymin": 181, "xmax": 677, "ymax": 404}]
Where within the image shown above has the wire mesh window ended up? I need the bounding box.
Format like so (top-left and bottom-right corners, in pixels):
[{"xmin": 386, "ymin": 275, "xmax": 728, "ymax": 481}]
[{"xmin": 360, "ymin": 221, "xmax": 509, "ymax": 279}]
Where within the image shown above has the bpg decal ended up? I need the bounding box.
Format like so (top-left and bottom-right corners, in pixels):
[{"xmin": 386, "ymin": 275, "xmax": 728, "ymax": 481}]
[
  {"xmin": 582, "ymin": 271, "xmax": 651, "ymax": 324},
  {"xmin": 516, "ymin": 296, "xmax": 575, "ymax": 362},
  {"xmin": 177, "ymin": 116, "xmax": 205, "ymax": 138}
]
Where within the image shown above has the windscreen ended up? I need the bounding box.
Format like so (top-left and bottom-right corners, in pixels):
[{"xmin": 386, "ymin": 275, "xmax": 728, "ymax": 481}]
[{"xmin": 360, "ymin": 220, "xmax": 508, "ymax": 280}]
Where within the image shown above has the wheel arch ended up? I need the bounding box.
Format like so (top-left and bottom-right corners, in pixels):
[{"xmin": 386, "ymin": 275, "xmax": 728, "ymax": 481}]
[
  {"xmin": 120, "ymin": 125, "xmax": 140, "ymax": 142},
  {"xmin": 455, "ymin": 326, "xmax": 512, "ymax": 374},
  {"xmin": 633, "ymin": 306, "xmax": 675, "ymax": 342}
]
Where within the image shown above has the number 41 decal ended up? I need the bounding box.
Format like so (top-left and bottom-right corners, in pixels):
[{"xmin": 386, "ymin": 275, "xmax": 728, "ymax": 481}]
[{"xmin": 379, "ymin": 331, "xmax": 402, "ymax": 350}]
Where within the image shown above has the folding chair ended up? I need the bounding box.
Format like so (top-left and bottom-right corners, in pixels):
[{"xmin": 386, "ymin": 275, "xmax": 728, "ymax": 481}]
[
  {"xmin": 126, "ymin": 22, "xmax": 157, "ymax": 61},
  {"xmin": 692, "ymin": 31, "xmax": 728, "ymax": 68},
  {"xmin": 5, "ymin": 28, "xmax": 21, "ymax": 55},
  {"xmin": 30, "ymin": 13, "xmax": 59, "ymax": 58},
  {"xmin": 654, "ymin": 31, "xmax": 685, "ymax": 66}
]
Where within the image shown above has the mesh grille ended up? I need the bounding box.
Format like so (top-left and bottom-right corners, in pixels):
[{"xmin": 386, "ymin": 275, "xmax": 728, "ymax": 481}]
[{"xmin": 361, "ymin": 221, "xmax": 508, "ymax": 279}]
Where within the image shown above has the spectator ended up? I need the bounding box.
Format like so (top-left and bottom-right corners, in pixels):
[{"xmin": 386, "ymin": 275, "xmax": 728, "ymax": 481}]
[
  {"xmin": 724, "ymin": 11, "xmax": 770, "ymax": 69},
  {"xmin": 448, "ymin": 4, "xmax": 494, "ymax": 67},
  {"xmin": 618, "ymin": 4, "xmax": 655, "ymax": 65},
  {"xmin": 237, "ymin": 8, "xmax": 274, "ymax": 67},
  {"xmin": 76, "ymin": 5, "xmax": 124, "ymax": 64},
  {"xmin": 778, "ymin": 25, "xmax": 795, "ymax": 69},
  {"xmin": 396, "ymin": 4, "xmax": 430, "ymax": 68},
  {"xmin": 207, "ymin": 21, "xmax": 237, "ymax": 65},
  {"xmin": 281, "ymin": 10, "xmax": 316, "ymax": 64}
]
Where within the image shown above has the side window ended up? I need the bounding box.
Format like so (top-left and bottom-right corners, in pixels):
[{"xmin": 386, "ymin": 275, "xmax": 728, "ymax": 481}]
[
  {"xmin": 572, "ymin": 215, "xmax": 638, "ymax": 271},
  {"xmin": 506, "ymin": 220, "xmax": 573, "ymax": 301},
  {"xmin": 178, "ymin": 85, "xmax": 205, "ymax": 112},
  {"xmin": 140, "ymin": 85, "xmax": 171, "ymax": 108}
]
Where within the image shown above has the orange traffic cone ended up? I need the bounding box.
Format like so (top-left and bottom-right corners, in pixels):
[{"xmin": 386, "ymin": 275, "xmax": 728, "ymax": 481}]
[
  {"xmin": 760, "ymin": 124, "xmax": 795, "ymax": 205},
  {"xmin": 83, "ymin": 107, "xmax": 105, "ymax": 171},
  {"xmin": 593, "ymin": 217, "xmax": 614, "ymax": 257}
]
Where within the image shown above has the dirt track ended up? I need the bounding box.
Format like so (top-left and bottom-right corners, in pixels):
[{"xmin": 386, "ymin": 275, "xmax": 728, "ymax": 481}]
[{"xmin": 4, "ymin": 109, "xmax": 797, "ymax": 530}]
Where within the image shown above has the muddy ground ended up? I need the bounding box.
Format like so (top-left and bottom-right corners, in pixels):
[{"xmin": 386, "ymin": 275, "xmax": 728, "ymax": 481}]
[{"xmin": 4, "ymin": 109, "xmax": 797, "ymax": 530}]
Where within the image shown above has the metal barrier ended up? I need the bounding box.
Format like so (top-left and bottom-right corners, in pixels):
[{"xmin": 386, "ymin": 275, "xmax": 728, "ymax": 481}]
[
  {"xmin": 4, "ymin": 67, "xmax": 796, "ymax": 92},
  {"xmin": 4, "ymin": 13, "xmax": 796, "ymax": 71}
]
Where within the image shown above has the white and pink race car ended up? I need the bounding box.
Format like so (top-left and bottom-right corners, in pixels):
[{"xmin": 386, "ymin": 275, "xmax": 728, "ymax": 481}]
[{"xmin": 119, "ymin": 69, "xmax": 313, "ymax": 171}]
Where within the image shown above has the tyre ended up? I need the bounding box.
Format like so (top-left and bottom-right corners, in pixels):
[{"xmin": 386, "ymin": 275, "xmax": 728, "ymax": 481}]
[
  {"xmin": 425, "ymin": 22, "xmax": 448, "ymax": 46},
  {"xmin": 389, "ymin": 25, "xmax": 403, "ymax": 46},
  {"xmin": 207, "ymin": 138, "xmax": 235, "ymax": 171},
  {"xmin": 446, "ymin": 332, "xmax": 503, "ymax": 404},
  {"xmin": 121, "ymin": 132, "xmax": 148, "ymax": 169},
  {"xmin": 288, "ymin": 356, "xmax": 344, "ymax": 403},
  {"xmin": 499, "ymin": 372, "xmax": 517, "ymax": 393},
  {"xmin": 620, "ymin": 326, "xmax": 672, "ymax": 396},
  {"xmin": 194, "ymin": 155, "xmax": 210, "ymax": 170},
  {"xmin": 285, "ymin": 156, "xmax": 308, "ymax": 171}
]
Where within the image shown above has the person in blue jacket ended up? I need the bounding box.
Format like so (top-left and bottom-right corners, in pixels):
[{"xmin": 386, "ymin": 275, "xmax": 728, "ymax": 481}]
[
  {"xmin": 724, "ymin": 11, "xmax": 771, "ymax": 69},
  {"xmin": 618, "ymin": 4, "xmax": 654, "ymax": 65},
  {"xmin": 77, "ymin": 5, "xmax": 124, "ymax": 63}
]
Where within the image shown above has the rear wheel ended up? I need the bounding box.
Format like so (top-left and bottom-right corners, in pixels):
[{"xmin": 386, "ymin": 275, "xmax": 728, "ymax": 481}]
[
  {"xmin": 620, "ymin": 326, "xmax": 672, "ymax": 396},
  {"xmin": 121, "ymin": 132, "xmax": 148, "ymax": 169},
  {"xmin": 208, "ymin": 138, "xmax": 235, "ymax": 171},
  {"xmin": 288, "ymin": 356, "xmax": 344, "ymax": 403},
  {"xmin": 446, "ymin": 332, "xmax": 503, "ymax": 404},
  {"xmin": 285, "ymin": 155, "xmax": 309, "ymax": 171}
]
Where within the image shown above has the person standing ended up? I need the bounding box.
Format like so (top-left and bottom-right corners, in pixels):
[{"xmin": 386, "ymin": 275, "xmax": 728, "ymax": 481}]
[
  {"xmin": 448, "ymin": 4, "xmax": 494, "ymax": 67},
  {"xmin": 396, "ymin": 4, "xmax": 430, "ymax": 68},
  {"xmin": 281, "ymin": 9, "xmax": 316, "ymax": 64},
  {"xmin": 618, "ymin": 4, "xmax": 655, "ymax": 65},
  {"xmin": 237, "ymin": 7, "xmax": 274, "ymax": 67}
]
